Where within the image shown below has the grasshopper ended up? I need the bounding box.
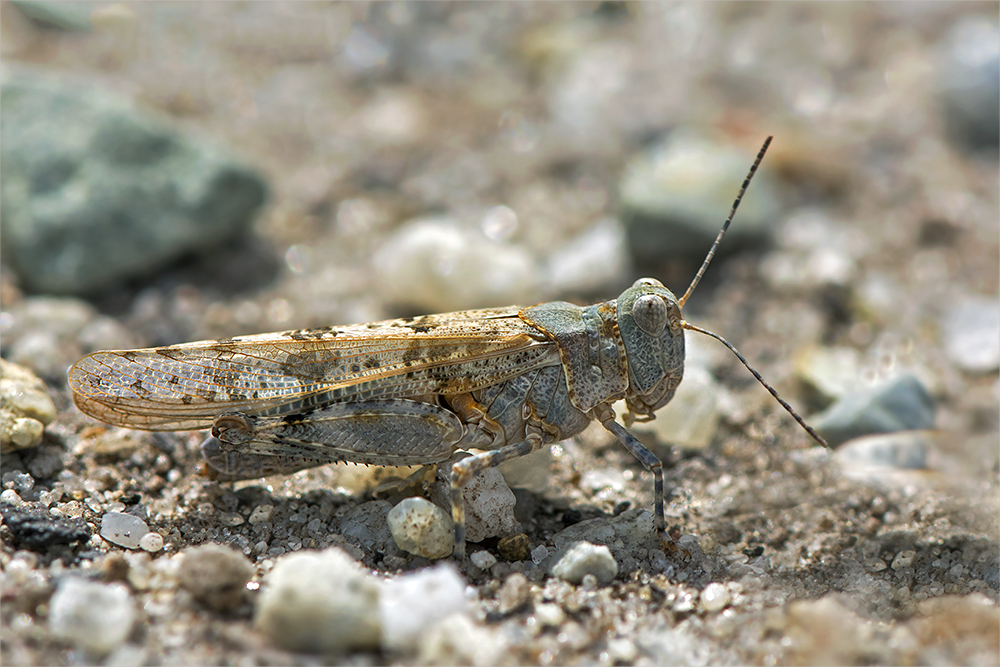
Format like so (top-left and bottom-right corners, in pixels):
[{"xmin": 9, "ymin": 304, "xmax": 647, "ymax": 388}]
[{"xmin": 68, "ymin": 135, "xmax": 827, "ymax": 560}]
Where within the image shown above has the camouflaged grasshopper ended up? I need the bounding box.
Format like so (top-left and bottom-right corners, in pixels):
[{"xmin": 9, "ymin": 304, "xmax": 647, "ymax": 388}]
[{"xmin": 68, "ymin": 136, "xmax": 827, "ymax": 560}]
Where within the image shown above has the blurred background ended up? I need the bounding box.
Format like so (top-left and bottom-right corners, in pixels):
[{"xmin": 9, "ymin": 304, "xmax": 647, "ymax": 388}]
[{"xmin": 1, "ymin": 3, "xmax": 998, "ymax": 665}]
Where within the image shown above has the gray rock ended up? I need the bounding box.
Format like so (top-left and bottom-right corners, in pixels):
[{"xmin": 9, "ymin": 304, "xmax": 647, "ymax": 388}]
[
  {"xmin": 835, "ymin": 431, "xmax": 931, "ymax": 471},
  {"xmin": 620, "ymin": 132, "xmax": 780, "ymax": 266},
  {"xmin": 811, "ymin": 374, "xmax": 935, "ymax": 448},
  {"xmin": 939, "ymin": 16, "xmax": 999, "ymax": 152},
  {"xmin": 0, "ymin": 67, "xmax": 267, "ymax": 295},
  {"xmin": 255, "ymin": 547, "xmax": 382, "ymax": 654},
  {"xmin": 49, "ymin": 578, "xmax": 135, "ymax": 655}
]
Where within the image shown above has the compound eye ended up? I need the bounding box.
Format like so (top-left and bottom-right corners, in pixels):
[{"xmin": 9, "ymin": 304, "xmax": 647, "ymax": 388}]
[
  {"xmin": 632, "ymin": 294, "xmax": 667, "ymax": 337},
  {"xmin": 632, "ymin": 277, "xmax": 663, "ymax": 289}
]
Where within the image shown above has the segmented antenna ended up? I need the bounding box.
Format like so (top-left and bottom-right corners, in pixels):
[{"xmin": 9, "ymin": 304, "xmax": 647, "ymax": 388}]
[
  {"xmin": 674, "ymin": 135, "xmax": 828, "ymax": 449},
  {"xmin": 682, "ymin": 322, "xmax": 829, "ymax": 448},
  {"xmin": 678, "ymin": 135, "xmax": 772, "ymax": 308}
]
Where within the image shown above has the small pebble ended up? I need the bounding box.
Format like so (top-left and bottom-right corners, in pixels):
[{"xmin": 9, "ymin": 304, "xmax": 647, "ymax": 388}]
[
  {"xmin": 379, "ymin": 563, "xmax": 469, "ymax": 653},
  {"xmin": 0, "ymin": 358, "xmax": 57, "ymax": 453},
  {"xmin": 255, "ymin": 547, "xmax": 381, "ymax": 654},
  {"xmin": 248, "ymin": 504, "xmax": 274, "ymax": 524},
  {"xmin": 498, "ymin": 533, "xmax": 531, "ymax": 562},
  {"xmin": 533, "ymin": 602, "xmax": 565, "ymax": 628},
  {"xmin": 530, "ymin": 544, "xmax": 549, "ymax": 565},
  {"xmin": 138, "ymin": 532, "xmax": 164, "ymax": 553},
  {"xmin": 1, "ymin": 489, "xmax": 25, "ymax": 506},
  {"xmin": 470, "ymin": 550, "xmax": 497, "ymax": 571},
  {"xmin": 461, "ymin": 467, "xmax": 520, "ymax": 543},
  {"xmin": 892, "ymin": 550, "xmax": 917, "ymax": 570},
  {"xmin": 700, "ymin": 582, "xmax": 731, "ymax": 612},
  {"xmin": 100, "ymin": 512, "xmax": 150, "ymax": 549},
  {"xmin": 49, "ymin": 578, "xmax": 135, "ymax": 654},
  {"xmin": 387, "ymin": 497, "xmax": 454, "ymax": 559},
  {"xmin": 551, "ymin": 541, "xmax": 618, "ymax": 585},
  {"xmin": 497, "ymin": 572, "xmax": 531, "ymax": 614},
  {"xmin": 178, "ymin": 544, "xmax": 253, "ymax": 611}
]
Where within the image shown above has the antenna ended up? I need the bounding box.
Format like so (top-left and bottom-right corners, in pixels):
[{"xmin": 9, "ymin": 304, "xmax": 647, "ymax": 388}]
[
  {"xmin": 678, "ymin": 135, "xmax": 772, "ymax": 309},
  {"xmin": 676, "ymin": 135, "xmax": 829, "ymax": 449}
]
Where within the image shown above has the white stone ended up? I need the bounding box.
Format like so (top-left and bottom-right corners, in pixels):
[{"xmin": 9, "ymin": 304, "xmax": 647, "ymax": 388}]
[
  {"xmin": 248, "ymin": 504, "xmax": 273, "ymax": 524},
  {"xmin": 545, "ymin": 217, "xmax": 628, "ymax": 295},
  {"xmin": 372, "ymin": 216, "xmax": 540, "ymax": 313},
  {"xmin": 387, "ymin": 497, "xmax": 454, "ymax": 559},
  {"xmin": 49, "ymin": 578, "xmax": 135, "ymax": 654},
  {"xmin": 699, "ymin": 582, "xmax": 731, "ymax": 612},
  {"xmin": 255, "ymin": 547, "xmax": 381, "ymax": 654},
  {"xmin": 100, "ymin": 511, "xmax": 149, "ymax": 549},
  {"xmin": 551, "ymin": 541, "xmax": 618, "ymax": 585},
  {"xmin": 139, "ymin": 532, "xmax": 164, "ymax": 552},
  {"xmin": 379, "ymin": 563, "xmax": 470, "ymax": 653},
  {"xmin": 470, "ymin": 550, "xmax": 497, "ymax": 570}
]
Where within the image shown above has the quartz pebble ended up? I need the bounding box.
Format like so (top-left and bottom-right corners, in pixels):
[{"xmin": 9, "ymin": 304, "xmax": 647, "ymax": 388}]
[
  {"xmin": 387, "ymin": 497, "xmax": 454, "ymax": 559},
  {"xmin": 255, "ymin": 547, "xmax": 381, "ymax": 654},
  {"xmin": 470, "ymin": 550, "xmax": 497, "ymax": 570},
  {"xmin": 700, "ymin": 582, "xmax": 731, "ymax": 612},
  {"xmin": 49, "ymin": 578, "xmax": 135, "ymax": 654},
  {"xmin": 551, "ymin": 541, "xmax": 618, "ymax": 585},
  {"xmin": 100, "ymin": 512, "xmax": 149, "ymax": 549},
  {"xmin": 379, "ymin": 563, "xmax": 469, "ymax": 653},
  {"xmin": 139, "ymin": 532, "xmax": 164, "ymax": 553}
]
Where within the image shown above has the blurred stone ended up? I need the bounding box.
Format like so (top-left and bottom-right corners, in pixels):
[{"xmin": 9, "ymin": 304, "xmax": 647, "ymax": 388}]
[
  {"xmin": 836, "ymin": 431, "xmax": 932, "ymax": 471},
  {"xmin": 497, "ymin": 446, "xmax": 552, "ymax": 494},
  {"xmin": 0, "ymin": 358, "xmax": 55, "ymax": 453},
  {"xmin": 0, "ymin": 67, "xmax": 267, "ymax": 295},
  {"xmin": 811, "ymin": 374, "xmax": 935, "ymax": 447},
  {"xmin": 544, "ymin": 217, "xmax": 629, "ymax": 296},
  {"xmin": 255, "ymin": 548, "xmax": 381, "ymax": 654},
  {"xmin": 372, "ymin": 216, "xmax": 540, "ymax": 312},
  {"xmin": 551, "ymin": 541, "xmax": 618, "ymax": 585},
  {"xmin": 794, "ymin": 346, "xmax": 862, "ymax": 403},
  {"xmin": 942, "ymin": 296, "xmax": 1000, "ymax": 373},
  {"xmin": 49, "ymin": 579, "xmax": 134, "ymax": 655},
  {"xmin": 939, "ymin": 16, "xmax": 1000, "ymax": 153},
  {"xmin": 12, "ymin": 1, "xmax": 92, "ymax": 30},
  {"xmin": 379, "ymin": 563, "xmax": 469, "ymax": 653},
  {"xmin": 177, "ymin": 544, "xmax": 254, "ymax": 611},
  {"xmin": 625, "ymin": 364, "xmax": 721, "ymax": 451},
  {"xmin": 497, "ymin": 572, "xmax": 531, "ymax": 614},
  {"xmin": 620, "ymin": 132, "xmax": 780, "ymax": 266}
]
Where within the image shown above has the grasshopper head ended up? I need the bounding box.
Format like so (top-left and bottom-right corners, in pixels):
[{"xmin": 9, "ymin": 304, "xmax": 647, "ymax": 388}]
[{"xmin": 617, "ymin": 277, "xmax": 685, "ymax": 420}]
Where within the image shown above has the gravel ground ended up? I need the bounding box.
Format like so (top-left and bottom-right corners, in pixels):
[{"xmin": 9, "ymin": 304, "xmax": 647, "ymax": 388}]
[{"xmin": 1, "ymin": 3, "xmax": 998, "ymax": 666}]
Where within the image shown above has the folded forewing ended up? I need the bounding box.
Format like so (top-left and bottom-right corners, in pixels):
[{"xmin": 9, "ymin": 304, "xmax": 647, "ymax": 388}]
[{"xmin": 68, "ymin": 307, "xmax": 559, "ymax": 431}]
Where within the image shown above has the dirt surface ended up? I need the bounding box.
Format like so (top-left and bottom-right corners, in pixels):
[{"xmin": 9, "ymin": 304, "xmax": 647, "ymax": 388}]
[{"xmin": 1, "ymin": 3, "xmax": 998, "ymax": 666}]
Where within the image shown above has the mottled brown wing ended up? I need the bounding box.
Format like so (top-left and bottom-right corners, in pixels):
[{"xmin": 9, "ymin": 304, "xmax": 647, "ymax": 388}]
[{"xmin": 68, "ymin": 306, "xmax": 560, "ymax": 431}]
